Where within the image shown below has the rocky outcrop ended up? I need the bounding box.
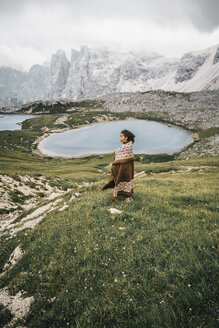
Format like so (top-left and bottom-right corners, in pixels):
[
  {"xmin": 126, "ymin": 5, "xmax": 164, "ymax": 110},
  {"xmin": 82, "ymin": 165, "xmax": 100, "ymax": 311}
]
[
  {"xmin": 174, "ymin": 53, "xmax": 208, "ymax": 83},
  {"xmin": 3, "ymin": 246, "xmax": 24, "ymax": 271},
  {"xmin": 1, "ymin": 44, "xmax": 218, "ymax": 107},
  {"xmin": 26, "ymin": 64, "xmax": 50, "ymax": 100},
  {"xmin": 213, "ymin": 46, "xmax": 219, "ymax": 65},
  {"xmin": 50, "ymin": 49, "xmax": 70, "ymax": 98},
  {"xmin": 0, "ymin": 64, "xmax": 50, "ymax": 107},
  {"xmin": 1, "ymin": 89, "xmax": 218, "ymax": 131},
  {"xmin": 62, "ymin": 46, "xmax": 173, "ymax": 99},
  {"xmin": 0, "ymin": 287, "xmax": 34, "ymax": 327},
  {"xmin": 100, "ymin": 90, "xmax": 219, "ymax": 128},
  {"xmin": 0, "ymin": 67, "xmax": 27, "ymax": 107}
]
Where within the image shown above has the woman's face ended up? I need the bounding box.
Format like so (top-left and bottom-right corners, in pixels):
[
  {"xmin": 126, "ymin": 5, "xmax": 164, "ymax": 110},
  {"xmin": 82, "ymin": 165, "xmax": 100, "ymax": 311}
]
[{"xmin": 120, "ymin": 133, "xmax": 128, "ymax": 143}]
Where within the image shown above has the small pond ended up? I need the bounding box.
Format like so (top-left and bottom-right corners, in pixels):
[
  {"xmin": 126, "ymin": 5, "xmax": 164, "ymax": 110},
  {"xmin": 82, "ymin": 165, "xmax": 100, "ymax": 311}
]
[
  {"xmin": 39, "ymin": 120, "xmax": 193, "ymax": 157},
  {"xmin": 0, "ymin": 114, "xmax": 38, "ymax": 131}
]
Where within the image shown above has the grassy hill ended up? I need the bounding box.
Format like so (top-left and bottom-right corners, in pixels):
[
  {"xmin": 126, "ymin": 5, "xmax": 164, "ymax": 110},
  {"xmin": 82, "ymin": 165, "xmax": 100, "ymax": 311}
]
[{"xmin": 0, "ymin": 112, "xmax": 218, "ymax": 327}]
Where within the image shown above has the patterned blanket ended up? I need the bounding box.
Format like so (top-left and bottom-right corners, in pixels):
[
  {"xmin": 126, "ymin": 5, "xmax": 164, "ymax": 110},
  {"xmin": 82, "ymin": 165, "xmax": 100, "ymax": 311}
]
[{"xmin": 102, "ymin": 141, "xmax": 134, "ymax": 198}]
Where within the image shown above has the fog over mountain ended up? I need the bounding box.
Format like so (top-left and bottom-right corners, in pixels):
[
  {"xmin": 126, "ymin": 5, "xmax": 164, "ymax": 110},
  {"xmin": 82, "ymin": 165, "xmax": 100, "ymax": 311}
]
[{"xmin": 0, "ymin": 44, "xmax": 218, "ymax": 107}]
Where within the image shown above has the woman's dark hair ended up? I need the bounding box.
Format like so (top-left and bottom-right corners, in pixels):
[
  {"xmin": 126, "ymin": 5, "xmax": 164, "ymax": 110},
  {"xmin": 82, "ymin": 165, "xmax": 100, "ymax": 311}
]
[{"xmin": 121, "ymin": 129, "xmax": 135, "ymax": 143}]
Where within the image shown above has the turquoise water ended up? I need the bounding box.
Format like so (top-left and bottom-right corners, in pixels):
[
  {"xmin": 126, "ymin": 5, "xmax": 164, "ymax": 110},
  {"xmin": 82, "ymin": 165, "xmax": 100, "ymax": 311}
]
[
  {"xmin": 39, "ymin": 120, "xmax": 193, "ymax": 157},
  {"xmin": 0, "ymin": 114, "xmax": 38, "ymax": 130}
]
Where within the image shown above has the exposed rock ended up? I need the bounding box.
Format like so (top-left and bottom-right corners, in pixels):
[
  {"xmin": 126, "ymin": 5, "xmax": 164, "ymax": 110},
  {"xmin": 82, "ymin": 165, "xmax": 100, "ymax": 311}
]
[
  {"xmin": 174, "ymin": 53, "xmax": 207, "ymax": 83},
  {"xmin": 100, "ymin": 90, "xmax": 219, "ymax": 130},
  {"xmin": 50, "ymin": 49, "xmax": 70, "ymax": 98},
  {"xmin": 213, "ymin": 46, "xmax": 219, "ymax": 65},
  {"xmin": 0, "ymin": 287, "xmax": 34, "ymax": 327},
  {"xmin": 69, "ymin": 195, "xmax": 76, "ymax": 201},
  {"xmin": 0, "ymin": 64, "xmax": 50, "ymax": 107},
  {"xmin": 108, "ymin": 208, "xmax": 122, "ymax": 214},
  {"xmin": 0, "ymin": 44, "xmax": 218, "ymax": 107},
  {"xmin": 0, "ymin": 174, "xmax": 75, "ymax": 236},
  {"xmin": 46, "ymin": 192, "xmax": 65, "ymax": 200},
  {"xmin": 192, "ymin": 133, "xmax": 200, "ymax": 141},
  {"xmin": 59, "ymin": 204, "xmax": 69, "ymax": 212},
  {"xmin": 10, "ymin": 216, "xmax": 45, "ymax": 236},
  {"xmin": 3, "ymin": 246, "xmax": 24, "ymax": 271},
  {"xmin": 134, "ymin": 171, "xmax": 147, "ymax": 178},
  {"xmin": 178, "ymin": 135, "xmax": 219, "ymax": 159},
  {"xmin": 54, "ymin": 115, "xmax": 69, "ymax": 126}
]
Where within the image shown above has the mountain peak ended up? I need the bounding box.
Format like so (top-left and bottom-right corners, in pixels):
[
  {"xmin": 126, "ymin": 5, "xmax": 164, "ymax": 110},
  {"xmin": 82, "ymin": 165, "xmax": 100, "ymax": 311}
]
[
  {"xmin": 0, "ymin": 44, "xmax": 218, "ymax": 107},
  {"xmin": 54, "ymin": 49, "xmax": 68, "ymax": 58}
]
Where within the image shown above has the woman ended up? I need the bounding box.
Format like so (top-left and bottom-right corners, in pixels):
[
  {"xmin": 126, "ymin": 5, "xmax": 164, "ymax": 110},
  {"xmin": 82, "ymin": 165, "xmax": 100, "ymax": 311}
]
[{"xmin": 102, "ymin": 129, "xmax": 135, "ymax": 203}]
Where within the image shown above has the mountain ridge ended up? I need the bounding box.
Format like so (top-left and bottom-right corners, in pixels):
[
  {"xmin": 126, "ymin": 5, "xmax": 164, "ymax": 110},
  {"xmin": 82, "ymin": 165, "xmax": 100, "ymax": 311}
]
[{"xmin": 0, "ymin": 44, "xmax": 218, "ymax": 107}]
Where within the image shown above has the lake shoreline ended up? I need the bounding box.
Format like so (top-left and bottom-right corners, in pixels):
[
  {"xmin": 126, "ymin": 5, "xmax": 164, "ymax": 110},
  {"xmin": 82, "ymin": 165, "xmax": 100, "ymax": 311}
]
[{"xmin": 36, "ymin": 118, "xmax": 194, "ymax": 159}]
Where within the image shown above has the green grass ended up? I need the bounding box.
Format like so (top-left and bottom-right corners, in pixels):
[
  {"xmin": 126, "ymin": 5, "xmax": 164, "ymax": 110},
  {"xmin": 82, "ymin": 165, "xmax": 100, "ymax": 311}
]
[
  {"xmin": 8, "ymin": 189, "xmax": 32, "ymax": 204},
  {"xmin": 0, "ymin": 148, "xmax": 112, "ymax": 180},
  {"xmin": 20, "ymin": 110, "xmax": 198, "ymax": 133},
  {"xmin": 18, "ymin": 99, "xmax": 104, "ymax": 114},
  {"xmin": 0, "ymin": 129, "xmax": 39, "ymax": 152},
  {"xmin": 198, "ymin": 127, "xmax": 219, "ymax": 139},
  {"xmin": 0, "ymin": 167, "xmax": 218, "ymax": 327},
  {"xmin": 0, "ymin": 304, "xmax": 13, "ymax": 327},
  {"xmin": 0, "ymin": 111, "xmax": 218, "ymax": 327},
  {"xmin": 22, "ymin": 115, "xmax": 61, "ymax": 130}
]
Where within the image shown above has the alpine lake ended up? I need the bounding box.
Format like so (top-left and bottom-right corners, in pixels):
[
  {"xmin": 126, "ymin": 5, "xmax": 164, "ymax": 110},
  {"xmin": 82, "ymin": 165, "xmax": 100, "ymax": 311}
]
[
  {"xmin": 0, "ymin": 115, "xmax": 193, "ymax": 156},
  {"xmin": 38, "ymin": 119, "xmax": 193, "ymax": 157}
]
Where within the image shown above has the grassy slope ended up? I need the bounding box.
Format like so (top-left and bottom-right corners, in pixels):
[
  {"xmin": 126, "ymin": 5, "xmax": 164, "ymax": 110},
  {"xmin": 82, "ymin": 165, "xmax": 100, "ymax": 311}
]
[{"xmin": 0, "ymin": 113, "xmax": 218, "ymax": 327}]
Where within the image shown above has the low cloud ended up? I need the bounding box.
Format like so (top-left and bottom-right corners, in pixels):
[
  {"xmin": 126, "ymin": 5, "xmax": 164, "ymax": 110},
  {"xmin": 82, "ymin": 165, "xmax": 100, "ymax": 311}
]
[
  {"xmin": 1, "ymin": 0, "xmax": 218, "ymax": 32},
  {"xmin": 0, "ymin": 0, "xmax": 219, "ymax": 70}
]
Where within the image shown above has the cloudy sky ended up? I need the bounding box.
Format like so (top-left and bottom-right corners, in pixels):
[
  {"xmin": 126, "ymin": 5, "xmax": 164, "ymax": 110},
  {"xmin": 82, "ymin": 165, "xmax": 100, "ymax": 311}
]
[{"xmin": 0, "ymin": 0, "xmax": 219, "ymax": 71}]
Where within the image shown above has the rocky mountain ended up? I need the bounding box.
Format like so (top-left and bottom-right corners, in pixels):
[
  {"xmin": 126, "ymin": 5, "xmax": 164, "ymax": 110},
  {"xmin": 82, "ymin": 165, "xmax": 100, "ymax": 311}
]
[
  {"xmin": 50, "ymin": 49, "xmax": 70, "ymax": 98},
  {"xmin": 160, "ymin": 45, "xmax": 219, "ymax": 92},
  {"xmin": 0, "ymin": 44, "xmax": 218, "ymax": 107},
  {"xmin": 1, "ymin": 89, "xmax": 218, "ymax": 119},
  {"xmin": 0, "ymin": 64, "xmax": 50, "ymax": 107},
  {"xmin": 62, "ymin": 46, "xmax": 179, "ymax": 99}
]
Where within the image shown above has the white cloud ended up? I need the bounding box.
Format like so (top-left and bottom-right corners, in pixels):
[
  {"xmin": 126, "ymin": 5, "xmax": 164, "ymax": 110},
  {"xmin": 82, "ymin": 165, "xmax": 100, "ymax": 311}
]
[
  {"xmin": 0, "ymin": 0, "xmax": 219, "ymax": 70},
  {"xmin": 0, "ymin": 45, "xmax": 46, "ymax": 70}
]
